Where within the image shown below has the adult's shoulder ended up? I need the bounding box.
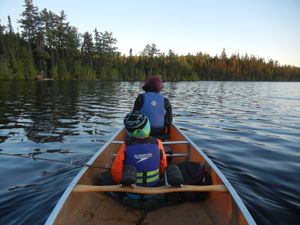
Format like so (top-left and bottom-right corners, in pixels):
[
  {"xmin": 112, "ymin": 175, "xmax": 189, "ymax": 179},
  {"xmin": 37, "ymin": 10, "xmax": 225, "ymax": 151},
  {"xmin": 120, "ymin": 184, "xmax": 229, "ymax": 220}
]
[
  {"xmin": 164, "ymin": 96, "xmax": 170, "ymax": 102},
  {"xmin": 164, "ymin": 97, "xmax": 171, "ymax": 107},
  {"xmin": 148, "ymin": 136, "xmax": 161, "ymax": 144},
  {"xmin": 137, "ymin": 93, "xmax": 144, "ymax": 99},
  {"xmin": 133, "ymin": 94, "xmax": 144, "ymax": 111}
]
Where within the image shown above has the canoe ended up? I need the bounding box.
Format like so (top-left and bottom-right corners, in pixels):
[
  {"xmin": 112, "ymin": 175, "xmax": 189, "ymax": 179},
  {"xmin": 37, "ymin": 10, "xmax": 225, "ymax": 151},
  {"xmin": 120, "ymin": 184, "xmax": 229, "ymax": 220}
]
[{"xmin": 45, "ymin": 124, "xmax": 256, "ymax": 225}]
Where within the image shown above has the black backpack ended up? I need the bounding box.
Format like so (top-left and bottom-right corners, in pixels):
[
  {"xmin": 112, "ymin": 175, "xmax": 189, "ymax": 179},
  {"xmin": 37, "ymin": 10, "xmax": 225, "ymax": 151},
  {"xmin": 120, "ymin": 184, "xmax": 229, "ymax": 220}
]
[
  {"xmin": 178, "ymin": 161, "xmax": 212, "ymax": 201},
  {"xmin": 165, "ymin": 161, "xmax": 212, "ymax": 203}
]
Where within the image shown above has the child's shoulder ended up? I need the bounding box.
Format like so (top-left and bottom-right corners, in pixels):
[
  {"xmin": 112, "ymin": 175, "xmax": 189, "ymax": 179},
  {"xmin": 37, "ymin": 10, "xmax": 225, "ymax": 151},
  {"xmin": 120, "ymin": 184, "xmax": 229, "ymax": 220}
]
[{"xmin": 125, "ymin": 136, "xmax": 158, "ymax": 144}]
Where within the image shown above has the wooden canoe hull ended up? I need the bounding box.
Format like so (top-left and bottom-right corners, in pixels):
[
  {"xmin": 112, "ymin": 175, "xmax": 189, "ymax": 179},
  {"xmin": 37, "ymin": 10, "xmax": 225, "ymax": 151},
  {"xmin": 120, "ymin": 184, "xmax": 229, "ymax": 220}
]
[{"xmin": 45, "ymin": 124, "xmax": 256, "ymax": 225}]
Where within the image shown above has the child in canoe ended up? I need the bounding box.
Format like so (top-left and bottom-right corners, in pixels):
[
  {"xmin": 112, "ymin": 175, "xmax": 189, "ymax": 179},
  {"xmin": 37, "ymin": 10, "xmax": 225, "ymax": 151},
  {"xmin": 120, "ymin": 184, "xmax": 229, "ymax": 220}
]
[{"xmin": 111, "ymin": 111, "xmax": 167, "ymax": 211}]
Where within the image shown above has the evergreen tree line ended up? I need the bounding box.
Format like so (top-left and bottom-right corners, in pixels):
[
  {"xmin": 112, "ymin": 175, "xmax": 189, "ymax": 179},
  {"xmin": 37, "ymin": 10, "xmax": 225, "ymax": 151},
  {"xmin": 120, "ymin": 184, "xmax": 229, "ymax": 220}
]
[{"xmin": 0, "ymin": 0, "xmax": 299, "ymax": 81}]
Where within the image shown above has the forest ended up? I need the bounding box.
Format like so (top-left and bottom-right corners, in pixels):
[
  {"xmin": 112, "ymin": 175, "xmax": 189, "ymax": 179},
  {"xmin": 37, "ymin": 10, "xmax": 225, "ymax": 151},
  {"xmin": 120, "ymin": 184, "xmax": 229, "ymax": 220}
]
[{"xmin": 0, "ymin": 0, "xmax": 299, "ymax": 81}]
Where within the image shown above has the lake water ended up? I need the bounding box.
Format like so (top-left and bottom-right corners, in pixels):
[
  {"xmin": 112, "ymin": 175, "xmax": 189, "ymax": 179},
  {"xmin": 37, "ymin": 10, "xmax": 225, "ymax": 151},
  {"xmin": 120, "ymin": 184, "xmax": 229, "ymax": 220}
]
[{"xmin": 0, "ymin": 81, "xmax": 299, "ymax": 225}]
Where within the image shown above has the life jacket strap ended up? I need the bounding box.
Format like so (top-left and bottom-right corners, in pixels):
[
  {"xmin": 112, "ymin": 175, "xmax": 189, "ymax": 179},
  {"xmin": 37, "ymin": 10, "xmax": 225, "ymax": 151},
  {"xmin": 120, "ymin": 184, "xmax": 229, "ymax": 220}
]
[
  {"xmin": 136, "ymin": 168, "xmax": 159, "ymax": 184},
  {"xmin": 136, "ymin": 174, "xmax": 159, "ymax": 184},
  {"xmin": 136, "ymin": 168, "xmax": 159, "ymax": 177}
]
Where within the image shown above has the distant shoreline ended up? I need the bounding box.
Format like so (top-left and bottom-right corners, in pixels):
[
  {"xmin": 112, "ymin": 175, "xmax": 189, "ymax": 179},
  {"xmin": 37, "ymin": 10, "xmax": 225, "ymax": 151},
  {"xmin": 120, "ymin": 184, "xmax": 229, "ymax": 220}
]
[{"xmin": 1, "ymin": 1, "xmax": 299, "ymax": 81}]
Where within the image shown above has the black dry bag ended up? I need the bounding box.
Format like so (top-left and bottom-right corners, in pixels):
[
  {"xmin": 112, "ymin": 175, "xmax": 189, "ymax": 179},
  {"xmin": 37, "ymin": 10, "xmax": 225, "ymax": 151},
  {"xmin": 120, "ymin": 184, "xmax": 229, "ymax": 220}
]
[{"xmin": 178, "ymin": 161, "xmax": 212, "ymax": 202}]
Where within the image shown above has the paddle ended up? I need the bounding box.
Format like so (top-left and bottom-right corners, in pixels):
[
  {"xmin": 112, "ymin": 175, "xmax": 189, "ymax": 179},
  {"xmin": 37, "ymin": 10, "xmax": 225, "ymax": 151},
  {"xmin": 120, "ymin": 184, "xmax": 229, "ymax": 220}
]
[{"xmin": 73, "ymin": 184, "xmax": 227, "ymax": 194}]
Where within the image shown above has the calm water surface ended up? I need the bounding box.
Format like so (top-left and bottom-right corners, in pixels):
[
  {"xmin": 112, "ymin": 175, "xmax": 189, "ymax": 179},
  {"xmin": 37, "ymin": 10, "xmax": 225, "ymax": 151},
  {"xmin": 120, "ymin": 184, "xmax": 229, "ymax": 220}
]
[{"xmin": 0, "ymin": 81, "xmax": 299, "ymax": 225}]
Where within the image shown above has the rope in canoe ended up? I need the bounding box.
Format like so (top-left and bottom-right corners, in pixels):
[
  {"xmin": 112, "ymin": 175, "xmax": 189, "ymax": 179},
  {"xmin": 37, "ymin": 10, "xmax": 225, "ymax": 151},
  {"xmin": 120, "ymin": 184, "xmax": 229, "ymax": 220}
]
[
  {"xmin": 0, "ymin": 152, "xmax": 109, "ymax": 169},
  {"xmin": 0, "ymin": 141, "xmax": 190, "ymax": 168}
]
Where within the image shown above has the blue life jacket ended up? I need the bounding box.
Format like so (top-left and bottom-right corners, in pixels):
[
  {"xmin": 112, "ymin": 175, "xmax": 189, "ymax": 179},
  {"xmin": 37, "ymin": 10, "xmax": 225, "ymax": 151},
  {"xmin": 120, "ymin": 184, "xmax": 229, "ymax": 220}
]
[
  {"xmin": 124, "ymin": 139, "xmax": 160, "ymax": 187},
  {"xmin": 140, "ymin": 92, "xmax": 166, "ymax": 129}
]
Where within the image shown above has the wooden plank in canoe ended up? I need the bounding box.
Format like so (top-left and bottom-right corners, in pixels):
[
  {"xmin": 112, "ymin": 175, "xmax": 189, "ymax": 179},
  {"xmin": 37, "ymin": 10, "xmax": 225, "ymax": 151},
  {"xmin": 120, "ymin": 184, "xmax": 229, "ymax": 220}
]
[
  {"xmin": 55, "ymin": 192, "xmax": 144, "ymax": 225},
  {"xmin": 73, "ymin": 184, "xmax": 227, "ymax": 194},
  {"xmin": 142, "ymin": 202, "xmax": 213, "ymax": 225}
]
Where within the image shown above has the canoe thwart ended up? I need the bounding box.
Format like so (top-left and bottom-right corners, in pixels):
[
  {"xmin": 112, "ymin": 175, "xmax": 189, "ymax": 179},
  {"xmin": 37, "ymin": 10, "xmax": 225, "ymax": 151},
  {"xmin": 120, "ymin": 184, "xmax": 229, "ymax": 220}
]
[
  {"xmin": 112, "ymin": 140, "xmax": 189, "ymax": 145},
  {"xmin": 73, "ymin": 184, "xmax": 227, "ymax": 194}
]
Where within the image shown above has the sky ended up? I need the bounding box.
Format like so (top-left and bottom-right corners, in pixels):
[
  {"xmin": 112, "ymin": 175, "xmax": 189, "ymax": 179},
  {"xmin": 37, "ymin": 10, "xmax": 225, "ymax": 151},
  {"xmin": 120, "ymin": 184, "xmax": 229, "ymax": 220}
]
[{"xmin": 1, "ymin": 0, "xmax": 300, "ymax": 67}]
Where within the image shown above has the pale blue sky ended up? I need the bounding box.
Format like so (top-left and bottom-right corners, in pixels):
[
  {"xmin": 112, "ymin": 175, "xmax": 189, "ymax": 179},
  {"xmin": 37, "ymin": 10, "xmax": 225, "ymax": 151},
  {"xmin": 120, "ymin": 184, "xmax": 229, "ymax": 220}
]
[{"xmin": 1, "ymin": 0, "xmax": 300, "ymax": 66}]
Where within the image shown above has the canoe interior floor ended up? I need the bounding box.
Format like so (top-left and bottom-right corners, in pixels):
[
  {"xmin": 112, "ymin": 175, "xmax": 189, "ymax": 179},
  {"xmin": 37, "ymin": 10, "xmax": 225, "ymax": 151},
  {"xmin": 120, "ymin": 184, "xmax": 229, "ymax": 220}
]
[
  {"xmin": 74, "ymin": 193, "xmax": 213, "ymax": 225},
  {"xmin": 141, "ymin": 201, "xmax": 213, "ymax": 225}
]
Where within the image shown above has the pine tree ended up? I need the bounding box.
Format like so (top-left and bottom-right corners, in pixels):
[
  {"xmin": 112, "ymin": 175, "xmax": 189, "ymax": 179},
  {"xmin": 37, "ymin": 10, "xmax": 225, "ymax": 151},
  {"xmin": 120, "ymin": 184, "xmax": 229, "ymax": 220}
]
[
  {"xmin": 40, "ymin": 9, "xmax": 57, "ymax": 73},
  {"xmin": 81, "ymin": 32, "xmax": 94, "ymax": 72},
  {"xmin": 18, "ymin": 0, "xmax": 39, "ymax": 47},
  {"xmin": 7, "ymin": 16, "xmax": 14, "ymax": 35},
  {"xmin": 55, "ymin": 10, "xmax": 69, "ymax": 52}
]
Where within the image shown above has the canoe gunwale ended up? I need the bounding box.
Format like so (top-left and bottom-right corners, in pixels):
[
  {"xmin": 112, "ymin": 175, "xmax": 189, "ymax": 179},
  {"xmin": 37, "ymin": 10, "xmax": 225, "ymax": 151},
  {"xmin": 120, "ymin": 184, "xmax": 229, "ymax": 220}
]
[
  {"xmin": 45, "ymin": 127, "xmax": 123, "ymax": 225},
  {"xmin": 173, "ymin": 124, "xmax": 256, "ymax": 225}
]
